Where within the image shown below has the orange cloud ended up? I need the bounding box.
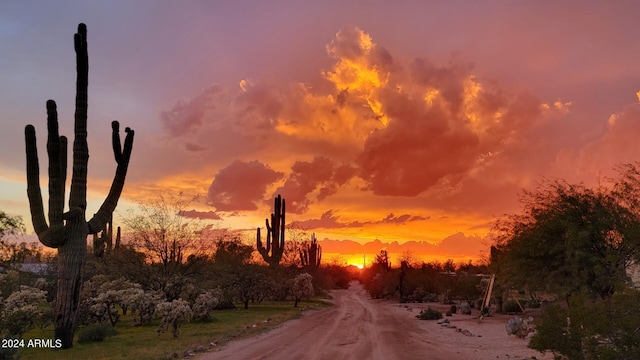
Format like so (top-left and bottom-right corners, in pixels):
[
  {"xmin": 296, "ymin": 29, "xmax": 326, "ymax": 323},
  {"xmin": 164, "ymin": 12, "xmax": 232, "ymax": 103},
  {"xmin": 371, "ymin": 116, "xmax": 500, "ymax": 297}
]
[
  {"xmin": 358, "ymin": 75, "xmax": 542, "ymax": 196},
  {"xmin": 323, "ymin": 26, "xmax": 394, "ymax": 126},
  {"xmin": 153, "ymin": 25, "xmax": 546, "ymax": 225}
]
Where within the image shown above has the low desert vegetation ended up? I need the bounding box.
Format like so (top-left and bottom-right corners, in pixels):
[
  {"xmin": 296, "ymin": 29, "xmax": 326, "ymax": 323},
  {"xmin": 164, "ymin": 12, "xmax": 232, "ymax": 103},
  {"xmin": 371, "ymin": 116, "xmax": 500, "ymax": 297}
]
[
  {"xmin": 361, "ymin": 163, "xmax": 640, "ymax": 359},
  {"xmin": 0, "ymin": 193, "xmax": 351, "ymax": 359}
]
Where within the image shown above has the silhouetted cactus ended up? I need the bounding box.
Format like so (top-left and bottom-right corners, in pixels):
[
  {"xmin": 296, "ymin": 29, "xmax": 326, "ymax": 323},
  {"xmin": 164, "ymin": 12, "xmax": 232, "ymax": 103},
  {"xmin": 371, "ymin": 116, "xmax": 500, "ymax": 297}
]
[
  {"xmin": 114, "ymin": 225, "xmax": 121, "ymax": 249},
  {"xmin": 92, "ymin": 213, "xmax": 113, "ymax": 257},
  {"xmin": 256, "ymin": 195, "xmax": 285, "ymax": 267},
  {"xmin": 300, "ymin": 233, "xmax": 321, "ymax": 268},
  {"xmin": 24, "ymin": 23, "xmax": 134, "ymax": 348}
]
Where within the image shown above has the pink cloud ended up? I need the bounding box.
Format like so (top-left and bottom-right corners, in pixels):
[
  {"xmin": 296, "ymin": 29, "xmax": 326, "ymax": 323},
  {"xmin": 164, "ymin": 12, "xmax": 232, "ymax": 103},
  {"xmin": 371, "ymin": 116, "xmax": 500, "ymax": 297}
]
[
  {"xmin": 207, "ymin": 160, "xmax": 283, "ymax": 211},
  {"xmin": 178, "ymin": 209, "xmax": 222, "ymax": 220},
  {"xmin": 290, "ymin": 209, "xmax": 427, "ymax": 230},
  {"xmin": 160, "ymin": 84, "xmax": 223, "ymax": 137},
  {"xmin": 574, "ymin": 102, "xmax": 640, "ymax": 173},
  {"xmin": 184, "ymin": 142, "xmax": 206, "ymax": 152},
  {"xmin": 319, "ymin": 232, "xmax": 486, "ymax": 259},
  {"xmin": 274, "ymin": 157, "xmax": 356, "ymax": 213}
]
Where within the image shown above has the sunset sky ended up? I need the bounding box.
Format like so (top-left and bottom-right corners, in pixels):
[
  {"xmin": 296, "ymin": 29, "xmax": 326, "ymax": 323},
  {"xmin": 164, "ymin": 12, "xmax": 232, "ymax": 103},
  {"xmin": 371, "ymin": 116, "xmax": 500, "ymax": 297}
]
[{"xmin": 2, "ymin": 1, "xmax": 640, "ymax": 267}]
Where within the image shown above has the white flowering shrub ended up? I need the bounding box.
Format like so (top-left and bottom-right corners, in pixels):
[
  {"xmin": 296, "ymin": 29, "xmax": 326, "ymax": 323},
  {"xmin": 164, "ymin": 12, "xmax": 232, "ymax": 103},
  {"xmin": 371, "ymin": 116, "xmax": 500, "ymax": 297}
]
[
  {"xmin": 155, "ymin": 299, "xmax": 192, "ymax": 337},
  {"xmin": 1, "ymin": 287, "xmax": 48, "ymax": 337},
  {"xmin": 123, "ymin": 289, "xmax": 162, "ymax": 325},
  {"xmin": 91, "ymin": 290, "xmax": 121, "ymax": 326},
  {"xmin": 192, "ymin": 288, "xmax": 222, "ymax": 321},
  {"xmin": 290, "ymin": 273, "xmax": 314, "ymax": 307},
  {"xmin": 33, "ymin": 278, "xmax": 48, "ymax": 291}
]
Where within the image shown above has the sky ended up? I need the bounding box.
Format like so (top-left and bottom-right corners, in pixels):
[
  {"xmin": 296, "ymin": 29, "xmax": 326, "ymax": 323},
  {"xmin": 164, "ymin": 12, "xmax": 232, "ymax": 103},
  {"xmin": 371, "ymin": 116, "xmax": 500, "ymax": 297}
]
[{"xmin": 2, "ymin": 1, "xmax": 640, "ymax": 267}]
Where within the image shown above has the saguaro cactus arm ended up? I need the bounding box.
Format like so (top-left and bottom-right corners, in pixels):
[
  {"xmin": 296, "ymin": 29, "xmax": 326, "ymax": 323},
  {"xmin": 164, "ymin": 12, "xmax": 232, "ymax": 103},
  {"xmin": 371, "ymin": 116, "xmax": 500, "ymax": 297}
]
[
  {"xmin": 87, "ymin": 122, "xmax": 134, "ymax": 233},
  {"xmin": 25, "ymin": 101, "xmax": 69, "ymax": 248}
]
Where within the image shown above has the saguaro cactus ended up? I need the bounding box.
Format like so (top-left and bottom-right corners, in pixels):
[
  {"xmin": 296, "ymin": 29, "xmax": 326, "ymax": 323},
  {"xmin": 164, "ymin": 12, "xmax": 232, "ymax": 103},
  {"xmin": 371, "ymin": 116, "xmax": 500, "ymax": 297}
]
[
  {"xmin": 300, "ymin": 232, "xmax": 322, "ymax": 268},
  {"xmin": 24, "ymin": 23, "xmax": 134, "ymax": 348},
  {"xmin": 92, "ymin": 213, "xmax": 113, "ymax": 257},
  {"xmin": 256, "ymin": 194, "xmax": 286, "ymax": 267}
]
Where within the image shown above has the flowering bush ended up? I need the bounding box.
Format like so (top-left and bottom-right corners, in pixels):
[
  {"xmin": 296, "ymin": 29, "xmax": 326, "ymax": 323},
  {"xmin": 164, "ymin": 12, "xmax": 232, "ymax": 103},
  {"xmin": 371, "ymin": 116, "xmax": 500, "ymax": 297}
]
[
  {"xmin": 290, "ymin": 273, "xmax": 314, "ymax": 307},
  {"xmin": 1, "ymin": 287, "xmax": 48, "ymax": 336},
  {"xmin": 123, "ymin": 289, "xmax": 162, "ymax": 325},
  {"xmin": 91, "ymin": 290, "xmax": 121, "ymax": 326},
  {"xmin": 155, "ymin": 299, "xmax": 192, "ymax": 337},
  {"xmin": 192, "ymin": 289, "xmax": 222, "ymax": 322}
]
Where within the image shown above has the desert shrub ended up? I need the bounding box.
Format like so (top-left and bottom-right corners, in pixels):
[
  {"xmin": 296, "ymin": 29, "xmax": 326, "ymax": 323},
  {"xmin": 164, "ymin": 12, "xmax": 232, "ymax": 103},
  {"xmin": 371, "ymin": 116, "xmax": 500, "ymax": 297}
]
[
  {"xmin": 530, "ymin": 291, "xmax": 640, "ymax": 359},
  {"xmin": 1, "ymin": 287, "xmax": 48, "ymax": 336},
  {"xmin": 155, "ymin": 299, "xmax": 192, "ymax": 337},
  {"xmin": 505, "ymin": 316, "xmax": 532, "ymax": 338},
  {"xmin": 450, "ymin": 304, "xmax": 457, "ymax": 314},
  {"xmin": 503, "ymin": 300, "xmax": 523, "ymax": 313},
  {"xmin": 192, "ymin": 289, "xmax": 222, "ymax": 322},
  {"xmin": 290, "ymin": 273, "xmax": 314, "ymax": 307},
  {"xmin": 416, "ymin": 307, "xmax": 443, "ymax": 320},
  {"xmin": 460, "ymin": 301, "xmax": 472, "ymax": 315},
  {"xmin": 529, "ymin": 303, "xmax": 580, "ymax": 358},
  {"xmin": 77, "ymin": 323, "xmax": 117, "ymax": 344},
  {"xmin": 125, "ymin": 290, "xmax": 162, "ymax": 325}
]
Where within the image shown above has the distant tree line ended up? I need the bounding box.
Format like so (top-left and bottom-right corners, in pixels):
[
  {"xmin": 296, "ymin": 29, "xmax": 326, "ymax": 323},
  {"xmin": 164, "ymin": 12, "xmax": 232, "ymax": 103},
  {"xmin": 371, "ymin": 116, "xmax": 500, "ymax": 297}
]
[{"xmin": 360, "ymin": 249, "xmax": 487, "ymax": 306}]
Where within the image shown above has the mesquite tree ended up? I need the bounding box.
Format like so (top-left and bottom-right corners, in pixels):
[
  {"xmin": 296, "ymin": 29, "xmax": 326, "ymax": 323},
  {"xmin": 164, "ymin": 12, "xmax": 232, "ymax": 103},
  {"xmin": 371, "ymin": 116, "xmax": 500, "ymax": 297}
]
[
  {"xmin": 24, "ymin": 24, "xmax": 134, "ymax": 348},
  {"xmin": 256, "ymin": 194, "xmax": 286, "ymax": 267}
]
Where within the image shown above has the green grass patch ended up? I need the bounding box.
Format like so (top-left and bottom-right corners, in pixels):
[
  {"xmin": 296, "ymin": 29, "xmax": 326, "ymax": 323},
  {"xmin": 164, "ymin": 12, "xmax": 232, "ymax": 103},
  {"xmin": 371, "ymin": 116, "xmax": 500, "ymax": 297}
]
[{"xmin": 19, "ymin": 300, "xmax": 330, "ymax": 360}]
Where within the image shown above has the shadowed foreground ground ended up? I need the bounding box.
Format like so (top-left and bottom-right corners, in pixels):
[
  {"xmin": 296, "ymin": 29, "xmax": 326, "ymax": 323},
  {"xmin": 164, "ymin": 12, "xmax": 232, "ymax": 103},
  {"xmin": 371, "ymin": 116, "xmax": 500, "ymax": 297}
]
[{"xmin": 201, "ymin": 282, "xmax": 552, "ymax": 360}]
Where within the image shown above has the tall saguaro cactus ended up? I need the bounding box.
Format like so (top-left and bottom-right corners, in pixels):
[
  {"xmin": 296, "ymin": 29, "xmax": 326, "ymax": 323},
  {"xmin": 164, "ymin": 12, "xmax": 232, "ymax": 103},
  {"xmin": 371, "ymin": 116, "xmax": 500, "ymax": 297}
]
[
  {"xmin": 24, "ymin": 23, "xmax": 134, "ymax": 348},
  {"xmin": 300, "ymin": 232, "xmax": 322, "ymax": 268},
  {"xmin": 257, "ymin": 194, "xmax": 286, "ymax": 267}
]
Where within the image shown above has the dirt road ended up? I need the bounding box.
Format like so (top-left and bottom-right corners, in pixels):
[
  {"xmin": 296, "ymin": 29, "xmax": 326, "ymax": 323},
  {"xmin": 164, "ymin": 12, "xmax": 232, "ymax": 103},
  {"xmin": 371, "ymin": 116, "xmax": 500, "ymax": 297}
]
[{"xmin": 201, "ymin": 281, "xmax": 549, "ymax": 360}]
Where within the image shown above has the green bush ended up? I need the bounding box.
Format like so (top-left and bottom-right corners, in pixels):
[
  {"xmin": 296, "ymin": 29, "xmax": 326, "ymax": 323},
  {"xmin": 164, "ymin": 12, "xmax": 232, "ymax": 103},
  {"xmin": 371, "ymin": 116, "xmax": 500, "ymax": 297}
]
[
  {"xmin": 416, "ymin": 307, "xmax": 443, "ymax": 320},
  {"xmin": 530, "ymin": 292, "xmax": 640, "ymax": 359},
  {"xmin": 503, "ymin": 300, "xmax": 524, "ymax": 313},
  {"xmin": 77, "ymin": 323, "xmax": 118, "ymax": 344}
]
